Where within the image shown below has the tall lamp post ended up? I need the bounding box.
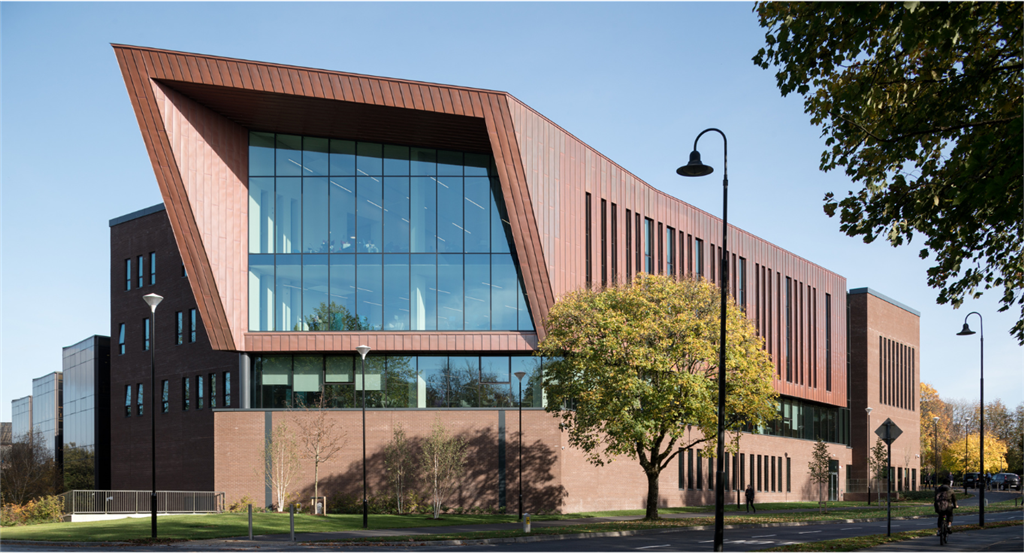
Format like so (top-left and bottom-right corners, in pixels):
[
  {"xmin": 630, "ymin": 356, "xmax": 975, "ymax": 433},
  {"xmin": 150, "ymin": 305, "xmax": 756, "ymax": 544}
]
[
  {"xmin": 356, "ymin": 345, "xmax": 371, "ymax": 529},
  {"xmin": 514, "ymin": 371, "xmax": 527, "ymax": 520},
  {"xmin": 677, "ymin": 128, "xmax": 728, "ymax": 552},
  {"xmin": 143, "ymin": 293, "xmax": 163, "ymax": 539},
  {"xmin": 866, "ymin": 407, "xmax": 872, "ymax": 504},
  {"xmin": 932, "ymin": 416, "xmax": 940, "ymax": 487},
  {"xmin": 956, "ymin": 312, "xmax": 984, "ymax": 526}
]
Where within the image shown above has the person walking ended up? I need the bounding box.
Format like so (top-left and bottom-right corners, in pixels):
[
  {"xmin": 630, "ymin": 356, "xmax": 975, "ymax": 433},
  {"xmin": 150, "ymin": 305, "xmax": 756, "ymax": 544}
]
[
  {"xmin": 745, "ymin": 485, "xmax": 756, "ymax": 513},
  {"xmin": 934, "ymin": 477, "xmax": 958, "ymax": 536}
]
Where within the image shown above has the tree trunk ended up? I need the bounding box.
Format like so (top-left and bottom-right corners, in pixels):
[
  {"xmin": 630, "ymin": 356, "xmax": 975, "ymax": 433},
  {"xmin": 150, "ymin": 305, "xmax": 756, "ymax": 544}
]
[
  {"xmin": 314, "ymin": 458, "xmax": 319, "ymax": 512},
  {"xmin": 645, "ymin": 470, "xmax": 661, "ymax": 520}
]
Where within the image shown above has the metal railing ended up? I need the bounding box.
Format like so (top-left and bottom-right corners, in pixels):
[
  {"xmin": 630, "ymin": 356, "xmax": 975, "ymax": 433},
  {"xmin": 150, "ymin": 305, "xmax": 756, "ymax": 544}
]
[{"xmin": 59, "ymin": 490, "xmax": 224, "ymax": 515}]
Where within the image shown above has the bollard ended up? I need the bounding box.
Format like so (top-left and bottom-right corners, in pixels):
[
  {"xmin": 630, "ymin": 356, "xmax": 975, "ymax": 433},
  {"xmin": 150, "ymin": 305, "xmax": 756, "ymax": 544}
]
[
  {"xmin": 248, "ymin": 504, "xmax": 253, "ymax": 540},
  {"xmin": 290, "ymin": 504, "xmax": 295, "ymax": 541},
  {"xmin": 523, "ymin": 512, "xmax": 531, "ymax": 533}
]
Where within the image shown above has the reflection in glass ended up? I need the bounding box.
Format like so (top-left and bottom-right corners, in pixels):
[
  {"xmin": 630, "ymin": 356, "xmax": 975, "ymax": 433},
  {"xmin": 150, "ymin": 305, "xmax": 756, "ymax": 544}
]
[
  {"xmin": 276, "ymin": 178, "xmax": 301, "ymax": 253},
  {"xmin": 329, "ymin": 177, "xmax": 356, "ymax": 252},
  {"xmin": 437, "ymin": 254, "xmax": 463, "ymax": 330},
  {"xmin": 490, "ymin": 178, "xmax": 511, "ymax": 254},
  {"xmin": 491, "ymin": 254, "xmax": 518, "ymax": 331},
  {"xmin": 276, "ymin": 256, "xmax": 302, "ymax": 331},
  {"xmin": 325, "ymin": 356, "xmax": 355, "ymax": 408},
  {"xmin": 329, "ymin": 255, "xmax": 361, "ymax": 330},
  {"xmin": 419, "ymin": 356, "xmax": 448, "ymax": 408},
  {"xmin": 249, "ymin": 177, "xmax": 275, "ymax": 254},
  {"xmin": 250, "ymin": 132, "xmax": 275, "ymax": 176},
  {"xmin": 383, "ymin": 145, "xmax": 410, "ymax": 176},
  {"xmin": 303, "ymin": 178, "xmax": 329, "ymax": 253},
  {"xmin": 259, "ymin": 356, "xmax": 291, "ymax": 408},
  {"xmin": 357, "ymin": 255, "xmax": 382, "ymax": 330},
  {"xmin": 464, "ymin": 153, "xmax": 490, "ymax": 176},
  {"xmin": 481, "ymin": 356, "xmax": 511, "ymax": 408},
  {"xmin": 383, "ymin": 254, "xmax": 409, "ymax": 330},
  {"xmin": 464, "ymin": 177, "xmax": 490, "ymax": 252},
  {"xmin": 276, "ymin": 135, "xmax": 302, "ymax": 176},
  {"xmin": 437, "ymin": 151, "xmax": 463, "ymax": 175},
  {"xmin": 411, "ymin": 148, "xmax": 436, "ymax": 176},
  {"xmin": 357, "ymin": 142, "xmax": 383, "ymax": 176},
  {"xmin": 383, "ymin": 177, "xmax": 410, "ymax": 252},
  {"xmin": 383, "ymin": 356, "xmax": 416, "ymax": 408},
  {"xmin": 303, "ymin": 137, "xmax": 329, "ymax": 176},
  {"xmin": 411, "ymin": 254, "xmax": 437, "ymax": 331},
  {"xmin": 512, "ymin": 356, "xmax": 544, "ymax": 407},
  {"xmin": 465, "ymin": 254, "xmax": 490, "ymax": 330},
  {"xmin": 357, "ymin": 177, "xmax": 383, "ymax": 252},
  {"xmin": 410, "ymin": 177, "xmax": 436, "ymax": 253},
  {"xmin": 357, "ymin": 356, "xmax": 385, "ymax": 407},
  {"xmin": 302, "ymin": 255, "xmax": 329, "ymax": 330},
  {"xmin": 330, "ymin": 140, "xmax": 356, "ymax": 176},
  {"xmin": 293, "ymin": 355, "xmax": 322, "ymax": 407},
  {"xmin": 447, "ymin": 356, "xmax": 479, "ymax": 408},
  {"xmin": 437, "ymin": 177, "xmax": 463, "ymax": 252}
]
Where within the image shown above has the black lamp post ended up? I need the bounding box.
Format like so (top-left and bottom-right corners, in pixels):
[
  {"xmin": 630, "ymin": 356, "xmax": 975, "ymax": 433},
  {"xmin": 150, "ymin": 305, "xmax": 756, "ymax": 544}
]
[
  {"xmin": 356, "ymin": 345, "xmax": 371, "ymax": 529},
  {"xmin": 514, "ymin": 370, "xmax": 527, "ymax": 520},
  {"xmin": 677, "ymin": 128, "xmax": 728, "ymax": 552},
  {"xmin": 956, "ymin": 312, "xmax": 983, "ymax": 526},
  {"xmin": 866, "ymin": 406, "xmax": 873, "ymax": 505},
  {"xmin": 932, "ymin": 416, "xmax": 940, "ymax": 487},
  {"xmin": 143, "ymin": 293, "xmax": 163, "ymax": 539}
]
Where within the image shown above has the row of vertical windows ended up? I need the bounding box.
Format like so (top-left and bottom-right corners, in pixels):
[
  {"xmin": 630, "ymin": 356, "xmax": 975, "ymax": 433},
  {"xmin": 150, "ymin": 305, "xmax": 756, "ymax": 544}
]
[
  {"xmin": 118, "ymin": 309, "xmax": 199, "ymax": 355},
  {"xmin": 879, "ymin": 337, "xmax": 915, "ymax": 410},
  {"xmin": 125, "ymin": 253, "xmax": 156, "ymax": 291},
  {"xmin": 677, "ymin": 450, "xmax": 791, "ymax": 493},
  {"xmin": 744, "ymin": 396, "xmax": 850, "ymax": 445},
  {"xmin": 127, "ymin": 373, "xmax": 232, "ymax": 417}
]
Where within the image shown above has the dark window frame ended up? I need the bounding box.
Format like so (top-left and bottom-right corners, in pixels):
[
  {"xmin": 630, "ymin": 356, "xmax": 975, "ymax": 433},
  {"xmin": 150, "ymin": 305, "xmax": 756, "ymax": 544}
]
[
  {"xmin": 601, "ymin": 198, "xmax": 607, "ymax": 287},
  {"xmin": 149, "ymin": 252, "xmax": 156, "ymax": 285},
  {"xmin": 585, "ymin": 192, "xmax": 592, "ymax": 288},
  {"xmin": 176, "ymin": 311, "xmax": 184, "ymax": 345},
  {"xmin": 161, "ymin": 380, "xmax": 169, "ymax": 413},
  {"xmin": 610, "ymin": 203, "xmax": 618, "ymax": 285},
  {"xmin": 143, "ymin": 318, "xmax": 150, "ymax": 351},
  {"xmin": 137, "ymin": 255, "xmax": 144, "ymax": 288},
  {"xmin": 118, "ymin": 323, "xmax": 126, "ymax": 355}
]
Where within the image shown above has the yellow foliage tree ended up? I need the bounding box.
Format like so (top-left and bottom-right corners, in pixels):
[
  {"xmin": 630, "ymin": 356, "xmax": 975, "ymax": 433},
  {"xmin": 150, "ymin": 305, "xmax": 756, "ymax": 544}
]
[{"xmin": 941, "ymin": 433, "xmax": 1008, "ymax": 475}]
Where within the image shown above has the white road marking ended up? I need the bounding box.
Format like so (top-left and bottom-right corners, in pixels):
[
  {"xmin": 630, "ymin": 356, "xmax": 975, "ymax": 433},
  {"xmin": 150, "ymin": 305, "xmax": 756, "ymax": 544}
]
[
  {"xmin": 699, "ymin": 540, "xmax": 715, "ymax": 543},
  {"xmin": 752, "ymin": 534, "xmax": 776, "ymax": 538},
  {"xmin": 635, "ymin": 545, "xmax": 672, "ymax": 550},
  {"xmin": 798, "ymin": 530, "xmax": 821, "ymax": 534}
]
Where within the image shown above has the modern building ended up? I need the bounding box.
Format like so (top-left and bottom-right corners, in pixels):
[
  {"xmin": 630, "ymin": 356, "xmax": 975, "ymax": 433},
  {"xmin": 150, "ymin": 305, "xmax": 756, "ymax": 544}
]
[
  {"xmin": 62, "ymin": 335, "xmax": 113, "ymax": 490},
  {"xmin": 1, "ymin": 422, "xmax": 12, "ymax": 458},
  {"xmin": 31, "ymin": 372, "xmax": 63, "ymax": 459},
  {"xmin": 11, "ymin": 396, "xmax": 32, "ymax": 442},
  {"xmin": 110, "ymin": 45, "xmax": 920, "ymax": 511}
]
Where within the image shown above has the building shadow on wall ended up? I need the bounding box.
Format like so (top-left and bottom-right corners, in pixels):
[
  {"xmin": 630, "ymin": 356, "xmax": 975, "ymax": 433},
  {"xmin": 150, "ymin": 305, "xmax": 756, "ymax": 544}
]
[{"xmin": 309, "ymin": 427, "xmax": 565, "ymax": 513}]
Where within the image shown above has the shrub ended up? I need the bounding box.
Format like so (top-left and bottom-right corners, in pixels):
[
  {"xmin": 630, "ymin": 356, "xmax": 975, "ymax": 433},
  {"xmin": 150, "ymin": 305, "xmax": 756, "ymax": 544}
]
[
  {"xmin": 227, "ymin": 495, "xmax": 255, "ymax": 512},
  {"xmin": 327, "ymin": 493, "xmax": 360, "ymax": 515},
  {"xmin": 1, "ymin": 496, "xmax": 64, "ymax": 526}
]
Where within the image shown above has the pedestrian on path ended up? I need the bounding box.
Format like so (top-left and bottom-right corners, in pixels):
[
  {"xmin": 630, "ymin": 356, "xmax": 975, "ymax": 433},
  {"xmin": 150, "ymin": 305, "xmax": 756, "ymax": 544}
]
[{"xmin": 745, "ymin": 485, "xmax": 756, "ymax": 513}]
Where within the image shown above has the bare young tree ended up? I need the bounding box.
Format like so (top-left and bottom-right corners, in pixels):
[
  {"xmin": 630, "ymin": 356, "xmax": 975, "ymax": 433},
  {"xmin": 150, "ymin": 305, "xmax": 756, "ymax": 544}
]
[
  {"xmin": 420, "ymin": 417, "xmax": 466, "ymax": 519},
  {"xmin": 256, "ymin": 422, "xmax": 301, "ymax": 512},
  {"xmin": 295, "ymin": 394, "xmax": 346, "ymax": 510},
  {"xmin": 383, "ymin": 423, "xmax": 415, "ymax": 514},
  {"xmin": 808, "ymin": 438, "xmax": 831, "ymax": 513}
]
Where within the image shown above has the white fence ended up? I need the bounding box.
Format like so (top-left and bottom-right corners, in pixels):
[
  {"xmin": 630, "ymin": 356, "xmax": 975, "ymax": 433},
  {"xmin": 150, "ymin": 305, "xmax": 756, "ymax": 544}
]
[{"xmin": 59, "ymin": 490, "xmax": 224, "ymax": 515}]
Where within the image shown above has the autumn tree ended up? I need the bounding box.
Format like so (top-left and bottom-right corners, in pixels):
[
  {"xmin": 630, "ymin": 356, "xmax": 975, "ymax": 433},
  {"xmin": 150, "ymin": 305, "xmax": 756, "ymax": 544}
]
[
  {"xmin": 754, "ymin": 2, "xmax": 1024, "ymax": 343},
  {"xmin": 538, "ymin": 274, "xmax": 778, "ymax": 520},
  {"xmin": 943, "ymin": 433, "xmax": 1008, "ymax": 475},
  {"xmin": 295, "ymin": 394, "xmax": 346, "ymax": 509},
  {"xmin": 869, "ymin": 438, "xmax": 889, "ymax": 489},
  {"xmin": 420, "ymin": 417, "xmax": 466, "ymax": 519},
  {"xmin": 62, "ymin": 444, "xmax": 95, "ymax": 491},
  {"xmin": 257, "ymin": 422, "xmax": 301, "ymax": 512},
  {"xmin": 808, "ymin": 438, "xmax": 831, "ymax": 513}
]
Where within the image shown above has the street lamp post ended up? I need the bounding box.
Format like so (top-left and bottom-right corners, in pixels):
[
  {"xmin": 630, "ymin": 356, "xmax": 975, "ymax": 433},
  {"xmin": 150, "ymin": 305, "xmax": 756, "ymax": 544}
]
[
  {"xmin": 677, "ymin": 128, "xmax": 728, "ymax": 552},
  {"xmin": 866, "ymin": 406, "xmax": 872, "ymax": 505},
  {"xmin": 932, "ymin": 416, "xmax": 940, "ymax": 487},
  {"xmin": 143, "ymin": 293, "xmax": 163, "ymax": 539},
  {"xmin": 956, "ymin": 313, "xmax": 984, "ymax": 526},
  {"xmin": 356, "ymin": 345, "xmax": 371, "ymax": 529},
  {"xmin": 514, "ymin": 371, "xmax": 527, "ymax": 520}
]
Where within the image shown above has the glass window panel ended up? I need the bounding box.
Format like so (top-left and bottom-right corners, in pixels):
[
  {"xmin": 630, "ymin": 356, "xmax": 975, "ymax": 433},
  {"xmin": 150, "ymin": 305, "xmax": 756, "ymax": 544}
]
[
  {"xmin": 357, "ymin": 254, "xmax": 383, "ymax": 330},
  {"xmin": 224, "ymin": 372, "xmax": 231, "ymax": 407},
  {"xmin": 383, "ymin": 177, "xmax": 410, "ymax": 252},
  {"xmin": 437, "ymin": 150, "xmax": 463, "ymax": 175},
  {"xmin": 410, "ymin": 148, "xmax": 436, "ymax": 176},
  {"xmin": 481, "ymin": 356, "xmax": 509, "ymax": 383},
  {"xmin": 437, "ymin": 254, "xmax": 463, "ymax": 330},
  {"xmin": 249, "ymin": 132, "xmax": 276, "ymax": 176},
  {"xmin": 275, "ymin": 177, "xmax": 302, "ymax": 253},
  {"xmin": 490, "ymin": 178, "xmax": 511, "ymax": 254},
  {"xmin": 383, "ymin": 356, "xmax": 416, "ymax": 408},
  {"xmin": 276, "ymin": 255, "xmax": 302, "ymax": 332},
  {"xmin": 302, "ymin": 255, "xmax": 329, "ymax": 330},
  {"xmin": 302, "ymin": 137, "xmax": 329, "ymax": 176},
  {"xmin": 481, "ymin": 382, "xmax": 513, "ymax": 408},
  {"xmin": 356, "ymin": 356, "xmax": 385, "ymax": 407},
  {"xmin": 410, "ymin": 254, "xmax": 437, "ymax": 331},
  {"xmin": 260, "ymin": 356, "xmax": 292, "ymax": 408},
  {"xmin": 329, "ymin": 177, "xmax": 356, "ymax": 252},
  {"xmin": 464, "ymin": 177, "xmax": 490, "ymax": 253},
  {"xmin": 464, "ymin": 153, "xmax": 490, "ymax": 176},
  {"xmin": 329, "ymin": 139, "xmax": 356, "ymax": 176},
  {"xmin": 324, "ymin": 356, "xmax": 355, "ymax": 408},
  {"xmin": 275, "ymin": 134, "xmax": 302, "ymax": 176},
  {"xmin": 328, "ymin": 254, "xmax": 360, "ymax": 329},
  {"xmin": 383, "ymin": 254, "xmax": 410, "ymax": 330},
  {"xmin": 516, "ymin": 263, "xmax": 534, "ymax": 331},
  {"xmin": 465, "ymin": 254, "xmax": 491, "ymax": 330},
  {"xmin": 383, "ymin": 145, "xmax": 410, "ymax": 176},
  {"xmin": 410, "ymin": 177, "xmax": 437, "ymax": 253},
  {"xmin": 512, "ymin": 356, "xmax": 543, "ymax": 407},
  {"xmin": 356, "ymin": 142, "xmax": 383, "ymax": 176},
  {"xmin": 447, "ymin": 356, "xmax": 479, "ymax": 408},
  {"xmin": 419, "ymin": 356, "xmax": 448, "ymax": 408},
  {"xmin": 357, "ymin": 177, "xmax": 383, "ymax": 253},
  {"xmin": 436, "ymin": 177, "xmax": 463, "ymax": 252},
  {"xmin": 491, "ymin": 254, "xmax": 518, "ymax": 331},
  {"xmin": 303, "ymin": 178, "xmax": 329, "ymax": 253},
  {"xmin": 292, "ymin": 355, "xmax": 322, "ymax": 409}
]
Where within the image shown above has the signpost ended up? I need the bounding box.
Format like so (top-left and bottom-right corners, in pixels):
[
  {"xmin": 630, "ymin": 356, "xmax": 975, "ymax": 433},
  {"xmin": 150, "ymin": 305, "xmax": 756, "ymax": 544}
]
[{"xmin": 875, "ymin": 418, "xmax": 903, "ymax": 536}]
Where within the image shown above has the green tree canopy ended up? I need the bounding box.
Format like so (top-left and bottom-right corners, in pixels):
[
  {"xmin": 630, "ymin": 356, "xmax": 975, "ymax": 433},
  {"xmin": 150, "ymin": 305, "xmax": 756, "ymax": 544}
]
[
  {"xmin": 538, "ymin": 274, "xmax": 778, "ymax": 520},
  {"xmin": 754, "ymin": 2, "xmax": 1024, "ymax": 342}
]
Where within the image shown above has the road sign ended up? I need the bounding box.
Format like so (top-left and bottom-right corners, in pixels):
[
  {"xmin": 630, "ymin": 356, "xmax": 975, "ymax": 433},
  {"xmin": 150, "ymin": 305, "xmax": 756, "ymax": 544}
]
[{"xmin": 875, "ymin": 418, "xmax": 903, "ymax": 445}]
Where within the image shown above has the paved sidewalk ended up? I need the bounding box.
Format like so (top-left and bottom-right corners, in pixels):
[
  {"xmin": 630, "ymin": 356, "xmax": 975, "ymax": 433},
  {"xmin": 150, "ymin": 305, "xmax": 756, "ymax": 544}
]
[{"xmin": 859, "ymin": 524, "xmax": 1024, "ymax": 551}]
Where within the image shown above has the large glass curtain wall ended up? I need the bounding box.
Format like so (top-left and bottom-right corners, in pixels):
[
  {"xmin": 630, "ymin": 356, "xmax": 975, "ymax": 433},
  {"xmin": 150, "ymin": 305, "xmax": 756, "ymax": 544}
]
[
  {"xmin": 251, "ymin": 354, "xmax": 547, "ymax": 409},
  {"xmin": 743, "ymin": 396, "xmax": 850, "ymax": 446},
  {"xmin": 248, "ymin": 132, "xmax": 534, "ymax": 332}
]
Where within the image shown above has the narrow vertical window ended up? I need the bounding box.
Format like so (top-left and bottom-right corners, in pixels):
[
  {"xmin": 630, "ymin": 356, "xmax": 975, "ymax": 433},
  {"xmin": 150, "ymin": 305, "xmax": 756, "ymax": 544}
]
[
  {"xmin": 210, "ymin": 374, "xmax": 217, "ymax": 409},
  {"xmin": 786, "ymin": 457, "xmax": 791, "ymax": 492},
  {"xmin": 125, "ymin": 385, "xmax": 132, "ymax": 417},
  {"xmin": 644, "ymin": 218, "xmax": 654, "ymax": 274},
  {"xmin": 657, "ymin": 222, "xmax": 663, "ymax": 275},
  {"xmin": 694, "ymin": 238, "xmax": 704, "ymax": 277},
  {"xmin": 740, "ymin": 453, "xmax": 746, "ymax": 489},
  {"xmin": 755, "ymin": 264, "xmax": 761, "ymax": 334},
  {"xmin": 611, "ymin": 203, "xmax": 618, "ymax": 285},
  {"xmin": 198, "ymin": 376, "xmax": 204, "ymax": 409},
  {"xmin": 679, "ymin": 231, "xmax": 685, "ymax": 278},
  {"xmin": 785, "ymin": 277, "xmax": 792, "ymax": 382},
  {"xmin": 161, "ymin": 380, "xmax": 169, "ymax": 413},
  {"xmin": 183, "ymin": 377, "xmax": 190, "ymax": 411},
  {"xmin": 771, "ymin": 457, "xmax": 776, "ymax": 491},
  {"xmin": 756, "ymin": 454, "xmax": 762, "ymax": 491},
  {"xmin": 687, "ymin": 234, "xmax": 693, "ymax": 275},
  {"xmin": 190, "ymin": 309, "xmax": 197, "ymax": 343},
  {"xmin": 707, "ymin": 455, "xmax": 714, "ymax": 490},
  {"xmin": 731, "ymin": 253, "xmax": 737, "ymax": 300},
  {"xmin": 118, "ymin": 323, "xmax": 125, "ymax": 355},
  {"xmin": 182, "ymin": 264, "xmax": 187, "ymax": 278},
  {"xmin": 223, "ymin": 371, "xmax": 232, "ymax": 407},
  {"xmin": 585, "ymin": 192, "xmax": 592, "ymax": 288},
  {"xmin": 678, "ymin": 449, "xmax": 685, "ymax": 489},
  {"xmin": 696, "ymin": 449, "xmax": 703, "ymax": 489},
  {"xmin": 723, "ymin": 452, "xmax": 730, "ymax": 491},
  {"xmin": 688, "ymin": 448, "xmax": 694, "ymax": 489},
  {"xmin": 126, "ymin": 259, "xmax": 132, "ymax": 291},
  {"xmin": 813, "ymin": 289, "xmax": 818, "ymax": 388},
  {"xmin": 738, "ymin": 257, "xmax": 747, "ymax": 312},
  {"xmin": 625, "ymin": 209, "xmax": 633, "ymax": 282},
  {"xmin": 710, "ymin": 243, "xmax": 716, "ymax": 283},
  {"xmin": 666, "ymin": 226, "xmax": 675, "ymax": 277},
  {"xmin": 635, "ymin": 213, "xmax": 641, "ymax": 276},
  {"xmin": 149, "ymin": 252, "xmax": 156, "ymax": 285},
  {"xmin": 137, "ymin": 383, "xmax": 144, "ymax": 416},
  {"xmin": 176, "ymin": 311, "xmax": 184, "ymax": 345},
  {"xmin": 879, "ymin": 337, "xmax": 884, "ymax": 404},
  {"xmin": 138, "ymin": 255, "xmax": 144, "ymax": 288},
  {"xmin": 143, "ymin": 318, "xmax": 150, "ymax": 351},
  {"xmin": 768, "ymin": 270, "xmax": 773, "ymax": 357},
  {"xmin": 601, "ymin": 199, "xmax": 607, "ymax": 287}
]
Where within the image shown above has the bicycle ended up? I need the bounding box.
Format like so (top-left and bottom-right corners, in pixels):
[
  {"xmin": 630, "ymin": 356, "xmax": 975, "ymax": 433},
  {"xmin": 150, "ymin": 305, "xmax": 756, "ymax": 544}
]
[{"xmin": 938, "ymin": 516, "xmax": 952, "ymax": 546}]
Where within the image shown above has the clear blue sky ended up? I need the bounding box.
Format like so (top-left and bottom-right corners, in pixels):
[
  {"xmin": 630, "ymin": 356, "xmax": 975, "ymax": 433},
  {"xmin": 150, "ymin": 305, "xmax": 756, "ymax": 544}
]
[{"xmin": 2, "ymin": 2, "xmax": 1020, "ymax": 423}]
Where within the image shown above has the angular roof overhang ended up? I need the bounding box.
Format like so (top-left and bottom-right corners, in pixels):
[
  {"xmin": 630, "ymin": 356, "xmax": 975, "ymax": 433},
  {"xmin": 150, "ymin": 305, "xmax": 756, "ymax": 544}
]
[{"xmin": 114, "ymin": 44, "xmax": 553, "ymax": 351}]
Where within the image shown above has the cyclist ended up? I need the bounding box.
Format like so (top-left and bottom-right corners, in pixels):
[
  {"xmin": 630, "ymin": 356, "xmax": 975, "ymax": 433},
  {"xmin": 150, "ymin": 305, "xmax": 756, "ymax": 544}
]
[{"xmin": 934, "ymin": 478, "xmax": 958, "ymax": 536}]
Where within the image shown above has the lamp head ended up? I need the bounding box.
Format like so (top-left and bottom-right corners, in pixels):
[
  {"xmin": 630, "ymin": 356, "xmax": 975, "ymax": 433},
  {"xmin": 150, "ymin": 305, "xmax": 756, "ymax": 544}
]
[
  {"xmin": 356, "ymin": 345, "xmax": 371, "ymax": 359},
  {"xmin": 676, "ymin": 150, "xmax": 714, "ymax": 177},
  {"xmin": 143, "ymin": 293, "xmax": 163, "ymax": 312},
  {"xmin": 865, "ymin": 407, "xmax": 873, "ymax": 415},
  {"xmin": 514, "ymin": 371, "xmax": 527, "ymax": 381},
  {"xmin": 933, "ymin": 416, "xmax": 939, "ymax": 423},
  {"xmin": 956, "ymin": 323, "xmax": 976, "ymax": 336}
]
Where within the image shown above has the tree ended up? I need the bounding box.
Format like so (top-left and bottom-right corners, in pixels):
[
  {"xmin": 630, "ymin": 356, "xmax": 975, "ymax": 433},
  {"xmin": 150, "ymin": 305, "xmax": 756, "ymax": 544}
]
[
  {"xmin": 257, "ymin": 422, "xmax": 301, "ymax": 512},
  {"xmin": 383, "ymin": 423, "xmax": 415, "ymax": 514},
  {"xmin": 0, "ymin": 433, "xmax": 58, "ymax": 505},
  {"xmin": 295, "ymin": 394, "xmax": 346, "ymax": 510},
  {"xmin": 808, "ymin": 438, "xmax": 831, "ymax": 513},
  {"xmin": 1006, "ymin": 403, "xmax": 1024, "ymax": 474},
  {"xmin": 298, "ymin": 301, "xmax": 369, "ymax": 331},
  {"xmin": 869, "ymin": 438, "xmax": 889, "ymax": 488},
  {"xmin": 754, "ymin": 2, "xmax": 1024, "ymax": 343},
  {"xmin": 420, "ymin": 417, "xmax": 466, "ymax": 519},
  {"xmin": 942, "ymin": 433, "xmax": 1008, "ymax": 475},
  {"xmin": 920, "ymin": 383, "xmax": 949, "ymax": 478},
  {"xmin": 62, "ymin": 444, "xmax": 95, "ymax": 492},
  {"xmin": 537, "ymin": 274, "xmax": 778, "ymax": 520}
]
